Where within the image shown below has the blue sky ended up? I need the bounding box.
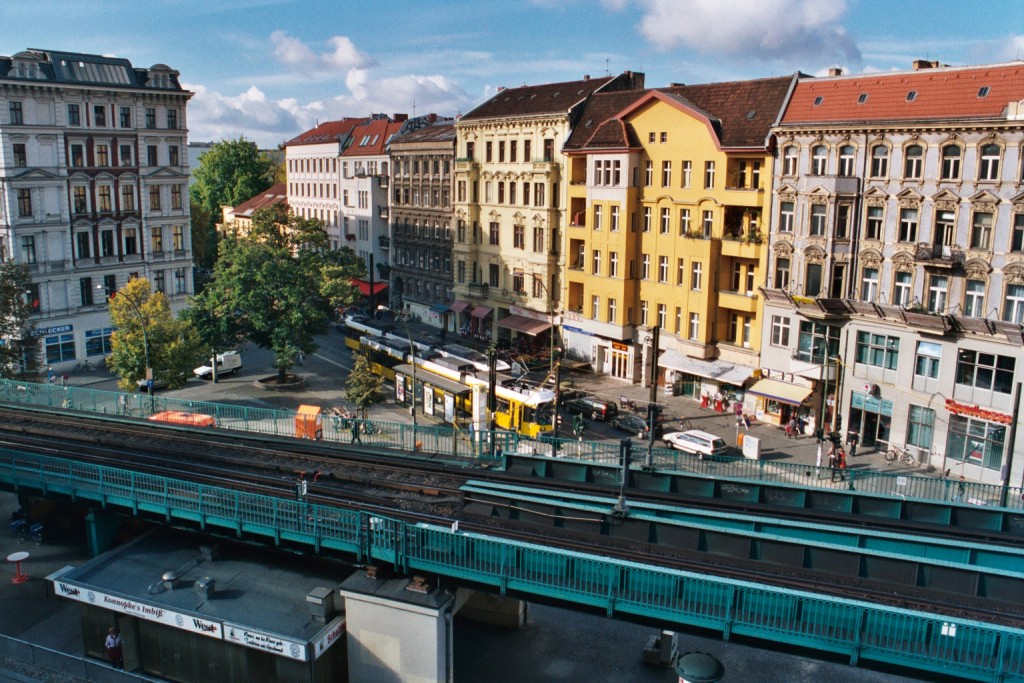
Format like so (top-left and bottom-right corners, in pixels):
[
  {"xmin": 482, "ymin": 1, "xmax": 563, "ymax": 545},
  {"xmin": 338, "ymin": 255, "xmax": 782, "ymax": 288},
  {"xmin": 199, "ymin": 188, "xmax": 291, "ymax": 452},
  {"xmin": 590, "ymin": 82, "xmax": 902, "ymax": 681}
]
[{"xmin": 3, "ymin": 0, "xmax": 1022, "ymax": 148}]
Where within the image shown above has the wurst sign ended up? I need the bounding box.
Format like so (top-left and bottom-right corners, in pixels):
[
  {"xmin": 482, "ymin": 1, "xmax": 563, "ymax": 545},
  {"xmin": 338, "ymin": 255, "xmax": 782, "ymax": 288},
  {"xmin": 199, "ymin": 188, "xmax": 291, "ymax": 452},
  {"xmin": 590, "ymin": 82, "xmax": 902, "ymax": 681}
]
[{"xmin": 944, "ymin": 399, "xmax": 1012, "ymax": 425}]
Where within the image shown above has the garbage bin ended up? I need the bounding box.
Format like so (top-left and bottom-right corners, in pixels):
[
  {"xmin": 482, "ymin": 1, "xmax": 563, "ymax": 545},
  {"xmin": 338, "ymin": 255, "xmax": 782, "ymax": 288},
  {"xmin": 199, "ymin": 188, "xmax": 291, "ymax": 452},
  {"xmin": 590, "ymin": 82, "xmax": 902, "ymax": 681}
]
[{"xmin": 296, "ymin": 404, "xmax": 323, "ymax": 440}]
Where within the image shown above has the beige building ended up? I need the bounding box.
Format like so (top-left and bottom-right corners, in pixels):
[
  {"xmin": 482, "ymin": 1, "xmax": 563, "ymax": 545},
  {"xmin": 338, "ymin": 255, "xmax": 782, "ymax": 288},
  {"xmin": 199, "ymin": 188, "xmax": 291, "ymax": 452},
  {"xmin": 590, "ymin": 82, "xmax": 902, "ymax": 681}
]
[{"xmin": 450, "ymin": 72, "xmax": 645, "ymax": 349}]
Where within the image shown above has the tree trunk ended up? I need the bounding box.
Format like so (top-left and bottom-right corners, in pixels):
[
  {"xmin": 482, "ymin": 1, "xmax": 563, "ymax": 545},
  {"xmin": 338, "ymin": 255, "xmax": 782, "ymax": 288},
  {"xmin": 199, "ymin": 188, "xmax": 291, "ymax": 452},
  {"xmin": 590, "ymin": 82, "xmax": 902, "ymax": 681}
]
[{"xmin": 278, "ymin": 366, "xmax": 287, "ymax": 384}]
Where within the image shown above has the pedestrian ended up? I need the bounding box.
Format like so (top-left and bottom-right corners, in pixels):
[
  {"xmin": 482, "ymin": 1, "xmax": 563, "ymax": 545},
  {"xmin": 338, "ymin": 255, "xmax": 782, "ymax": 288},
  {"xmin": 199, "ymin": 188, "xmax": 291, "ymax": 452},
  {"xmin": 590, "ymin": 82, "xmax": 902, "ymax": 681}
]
[
  {"xmin": 785, "ymin": 418, "xmax": 796, "ymax": 439},
  {"xmin": 953, "ymin": 475, "xmax": 966, "ymax": 503},
  {"xmin": 297, "ymin": 351, "xmax": 305, "ymax": 366},
  {"xmin": 61, "ymin": 373, "xmax": 69, "ymax": 388},
  {"xmin": 351, "ymin": 420, "xmax": 361, "ymax": 444},
  {"xmin": 105, "ymin": 627, "xmax": 124, "ymax": 669},
  {"xmin": 827, "ymin": 444, "xmax": 837, "ymax": 469},
  {"xmin": 119, "ymin": 394, "xmax": 128, "ymax": 415},
  {"xmin": 815, "ymin": 442, "xmax": 823, "ymax": 469}
]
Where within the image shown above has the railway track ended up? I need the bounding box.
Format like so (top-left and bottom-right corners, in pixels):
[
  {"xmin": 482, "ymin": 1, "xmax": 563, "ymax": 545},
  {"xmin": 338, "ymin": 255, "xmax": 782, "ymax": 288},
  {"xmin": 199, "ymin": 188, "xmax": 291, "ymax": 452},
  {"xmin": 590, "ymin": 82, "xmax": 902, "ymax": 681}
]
[{"xmin": 1, "ymin": 405, "xmax": 1020, "ymax": 626}]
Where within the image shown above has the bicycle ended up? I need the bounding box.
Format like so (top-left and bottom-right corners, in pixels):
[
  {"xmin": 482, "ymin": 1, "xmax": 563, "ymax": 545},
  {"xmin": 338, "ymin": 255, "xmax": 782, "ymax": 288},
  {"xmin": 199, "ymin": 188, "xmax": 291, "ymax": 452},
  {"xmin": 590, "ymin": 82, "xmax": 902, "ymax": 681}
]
[
  {"xmin": 74, "ymin": 359, "xmax": 94, "ymax": 372},
  {"xmin": 885, "ymin": 444, "xmax": 918, "ymax": 466}
]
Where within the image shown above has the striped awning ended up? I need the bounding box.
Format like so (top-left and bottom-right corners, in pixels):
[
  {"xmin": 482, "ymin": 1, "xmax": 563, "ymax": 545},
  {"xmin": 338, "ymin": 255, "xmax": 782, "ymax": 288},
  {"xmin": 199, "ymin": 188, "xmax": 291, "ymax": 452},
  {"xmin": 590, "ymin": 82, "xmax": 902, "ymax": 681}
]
[{"xmin": 449, "ymin": 301, "xmax": 470, "ymax": 314}]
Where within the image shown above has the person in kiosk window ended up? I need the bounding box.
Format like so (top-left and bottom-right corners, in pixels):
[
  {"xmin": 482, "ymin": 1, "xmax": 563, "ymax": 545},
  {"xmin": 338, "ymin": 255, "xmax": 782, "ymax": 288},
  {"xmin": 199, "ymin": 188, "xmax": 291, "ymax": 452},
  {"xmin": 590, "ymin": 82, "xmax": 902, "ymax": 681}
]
[{"xmin": 105, "ymin": 627, "xmax": 124, "ymax": 669}]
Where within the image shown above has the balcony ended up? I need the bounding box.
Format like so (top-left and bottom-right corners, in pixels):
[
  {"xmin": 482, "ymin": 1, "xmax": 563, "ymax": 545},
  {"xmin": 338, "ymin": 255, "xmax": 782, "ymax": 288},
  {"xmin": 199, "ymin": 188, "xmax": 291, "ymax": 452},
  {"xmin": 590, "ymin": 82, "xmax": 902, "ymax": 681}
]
[
  {"xmin": 378, "ymin": 206, "xmax": 389, "ymax": 219},
  {"xmin": 718, "ymin": 290, "xmax": 758, "ymax": 314},
  {"xmin": 914, "ymin": 243, "xmax": 964, "ymax": 268},
  {"xmin": 378, "ymin": 235, "xmax": 390, "ymax": 249},
  {"xmin": 720, "ymin": 234, "xmax": 763, "ymax": 259},
  {"xmin": 467, "ymin": 282, "xmax": 489, "ymax": 297}
]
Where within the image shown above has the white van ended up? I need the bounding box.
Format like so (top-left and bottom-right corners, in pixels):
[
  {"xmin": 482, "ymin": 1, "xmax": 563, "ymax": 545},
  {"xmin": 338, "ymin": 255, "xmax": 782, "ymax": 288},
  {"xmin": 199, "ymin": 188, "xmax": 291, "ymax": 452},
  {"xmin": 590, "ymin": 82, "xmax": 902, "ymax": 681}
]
[
  {"xmin": 194, "ymin": 351, "xmax": 242, "ymax": 379},
  {"xmin": 662, "ymin": 429, "xmax": 728, "ymax": 459}
]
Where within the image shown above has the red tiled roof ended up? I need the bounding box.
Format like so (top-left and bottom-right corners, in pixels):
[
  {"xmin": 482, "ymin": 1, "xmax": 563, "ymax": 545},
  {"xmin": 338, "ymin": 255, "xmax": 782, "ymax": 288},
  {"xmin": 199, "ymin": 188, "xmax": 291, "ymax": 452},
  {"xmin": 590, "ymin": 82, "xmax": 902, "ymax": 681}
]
[
  {"xmin": 285, "ymin": 118, "xmax": 367, "ymax": 146},
  {"xmin": 340, "ymin": 117, "xmax": 405, "ymax": 157},
  {"xmin": 232, "ymin": 183, "xmax": 287, "ymax": 218},
  {"xmin": 565, "ymin": 75, "xmax": 795, "ymax": 152},
  {"xmin": 460, "ymin": 75, "xmax": 617, "ymax": 121},
  {"xmin": 781, "ymin": 63, "xmax": 1024, "ymax": 125}
]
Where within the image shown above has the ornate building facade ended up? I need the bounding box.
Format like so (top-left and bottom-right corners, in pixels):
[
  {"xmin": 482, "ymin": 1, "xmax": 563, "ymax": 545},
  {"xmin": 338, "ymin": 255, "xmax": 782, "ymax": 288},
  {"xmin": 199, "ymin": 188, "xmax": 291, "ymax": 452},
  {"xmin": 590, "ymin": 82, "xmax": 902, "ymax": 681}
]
[
  {"xmin": 0, "ymin": 49, "xmax": 192, "ymax": 370},
  {"xmin": 760, "ymin": 61, "xmax": 1024, "ymax": 485}
]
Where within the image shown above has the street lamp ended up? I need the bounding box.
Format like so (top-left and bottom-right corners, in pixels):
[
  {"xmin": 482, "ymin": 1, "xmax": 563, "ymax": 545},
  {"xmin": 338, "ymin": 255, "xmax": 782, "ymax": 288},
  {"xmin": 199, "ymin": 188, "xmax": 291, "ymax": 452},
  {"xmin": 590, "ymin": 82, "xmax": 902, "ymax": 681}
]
[
  {"xmin": 378, "ymin": 305, "xmax": 416, "ymax": 428},
  {"xmin": 102, "ymin": 284, "xmax": 152, "ymax": 410}
]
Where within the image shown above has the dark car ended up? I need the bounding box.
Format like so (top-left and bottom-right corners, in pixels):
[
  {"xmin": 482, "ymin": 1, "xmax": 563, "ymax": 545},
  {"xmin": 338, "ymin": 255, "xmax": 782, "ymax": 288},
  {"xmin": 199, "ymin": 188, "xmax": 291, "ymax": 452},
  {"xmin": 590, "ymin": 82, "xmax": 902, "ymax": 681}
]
[
  {"xmin": 611, "ymin": 412, "xmax": 662, "ymax": 439},
  {"xmin": 562, "ymin": 396, "xmax": 618, "ymax": 421}
]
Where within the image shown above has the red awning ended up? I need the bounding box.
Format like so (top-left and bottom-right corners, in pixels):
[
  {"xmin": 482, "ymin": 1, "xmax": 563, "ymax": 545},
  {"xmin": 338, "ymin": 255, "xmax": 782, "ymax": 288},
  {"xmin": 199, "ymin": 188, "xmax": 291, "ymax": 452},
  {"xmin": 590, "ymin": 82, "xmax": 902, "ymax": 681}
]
[
  {"xmin": 497, "ymin": 315, "xmax": 552, "ymax": 336},
  {"xmin": 351, "ymin": 279, "xmax": 388, "ymax": 296},
  {"xmin": 449, "ymin": 300, "xmax": 470, "ymax": 314},
  {"xmin": 471, "ymin": 306, "xmax": 493, "ymax": 318}
]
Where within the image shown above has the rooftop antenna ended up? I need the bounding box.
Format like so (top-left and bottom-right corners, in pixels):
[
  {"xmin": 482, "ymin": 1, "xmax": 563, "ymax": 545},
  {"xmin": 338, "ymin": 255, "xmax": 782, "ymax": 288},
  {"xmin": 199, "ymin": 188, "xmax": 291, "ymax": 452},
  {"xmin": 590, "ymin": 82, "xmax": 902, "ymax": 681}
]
[
  {"xmin": 412, "ymin": 98, "xmax": 417, "ymax": 117},
  {"xmin": 605, "ymin": 58, "xmax": 610, "ymax": 76}
]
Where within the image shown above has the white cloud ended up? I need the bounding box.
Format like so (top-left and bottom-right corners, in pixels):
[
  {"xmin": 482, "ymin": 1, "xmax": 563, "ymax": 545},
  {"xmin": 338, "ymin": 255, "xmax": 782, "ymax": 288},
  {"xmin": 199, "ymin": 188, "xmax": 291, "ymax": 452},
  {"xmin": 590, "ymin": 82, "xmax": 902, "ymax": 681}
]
[
  {"xmin": 185, "ymin": 82, "xmax": 314, "ymax": 146},
  {"xmin": 632, "ymin": 0, "xmax": 861, "ymax": 66},
  {"xmin": 269, "ymin": 31, "xmax": 374, "ymax": 74}
]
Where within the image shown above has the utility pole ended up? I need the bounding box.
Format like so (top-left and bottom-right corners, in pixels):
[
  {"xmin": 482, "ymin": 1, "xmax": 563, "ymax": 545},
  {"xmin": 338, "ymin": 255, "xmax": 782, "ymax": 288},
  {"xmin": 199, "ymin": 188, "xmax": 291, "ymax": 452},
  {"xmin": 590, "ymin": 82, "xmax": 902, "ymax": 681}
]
[
  {"xmin": 487, "ymin": 346, "xmax": 497, "ymax": 457},
  {"xmin": 552, "ymin": 351, "xmax": 562, "ymax": 454},
  {"xmin": 645, "ymin": 326, "xmax": 660, "ymax": 468},
  {"xmin": 613, "ymin": 438, "xmax": 631, "ymax": 515}
]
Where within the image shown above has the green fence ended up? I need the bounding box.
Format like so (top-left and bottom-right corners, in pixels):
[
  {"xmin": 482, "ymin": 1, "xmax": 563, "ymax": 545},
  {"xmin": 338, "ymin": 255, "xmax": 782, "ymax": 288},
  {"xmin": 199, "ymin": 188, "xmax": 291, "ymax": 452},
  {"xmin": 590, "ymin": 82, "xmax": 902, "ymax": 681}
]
[
  {"xmin": 1, "ymin": 378, "xmax": 1020, "ymax": 511},
  {"xmin": 4, "ymin": 445, "xmax": 1020, "ymax": 683}
]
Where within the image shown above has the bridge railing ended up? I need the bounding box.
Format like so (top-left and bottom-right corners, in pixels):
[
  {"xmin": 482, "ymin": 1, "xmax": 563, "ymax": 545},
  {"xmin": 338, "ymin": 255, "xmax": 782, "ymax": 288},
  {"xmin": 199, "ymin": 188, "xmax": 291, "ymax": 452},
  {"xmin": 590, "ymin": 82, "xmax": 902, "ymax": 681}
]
[
  {"xmin": 2, "ymin": 378, "xmax": 1020, "ymax": 510},
  {"xmin": 7, "ymin": 446, "xmax": 1018, "ymax": 683},
  {"xmin": 0, "ymin": 379, "xmax": 512, "ymax": 463}
]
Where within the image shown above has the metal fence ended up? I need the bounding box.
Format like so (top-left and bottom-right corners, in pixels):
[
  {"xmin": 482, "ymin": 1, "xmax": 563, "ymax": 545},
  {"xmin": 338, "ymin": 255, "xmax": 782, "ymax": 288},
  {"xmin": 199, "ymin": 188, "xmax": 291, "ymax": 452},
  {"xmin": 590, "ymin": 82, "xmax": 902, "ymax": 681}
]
[{"xmin": 2, "ymin": 378, "xmax": 1021, "ymax": 511}]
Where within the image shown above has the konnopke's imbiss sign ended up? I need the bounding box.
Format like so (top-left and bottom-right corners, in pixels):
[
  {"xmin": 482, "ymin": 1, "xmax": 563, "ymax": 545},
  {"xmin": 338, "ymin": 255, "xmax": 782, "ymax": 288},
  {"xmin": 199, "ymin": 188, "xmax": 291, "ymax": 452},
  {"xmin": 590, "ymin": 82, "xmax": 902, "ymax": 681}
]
[{"xmin": 53, "ymin": 581, "xmax": 222, "ymax": 638}]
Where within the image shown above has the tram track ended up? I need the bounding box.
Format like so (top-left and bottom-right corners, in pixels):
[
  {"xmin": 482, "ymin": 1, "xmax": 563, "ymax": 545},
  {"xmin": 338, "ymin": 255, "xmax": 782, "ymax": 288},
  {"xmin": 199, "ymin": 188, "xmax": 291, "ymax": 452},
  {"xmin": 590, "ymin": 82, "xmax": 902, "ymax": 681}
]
[{"xmin": 1, "ymin": 405, "xmax": 1020, "ymax": 626}]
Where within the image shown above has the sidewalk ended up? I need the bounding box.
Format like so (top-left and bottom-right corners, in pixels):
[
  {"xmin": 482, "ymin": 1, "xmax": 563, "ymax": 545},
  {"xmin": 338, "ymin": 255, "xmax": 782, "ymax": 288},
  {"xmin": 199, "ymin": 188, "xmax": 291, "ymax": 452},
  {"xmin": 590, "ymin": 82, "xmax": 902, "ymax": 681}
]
[{"xmin": 561, "ymin": 368, "xmax": 922, "ymax": 477}]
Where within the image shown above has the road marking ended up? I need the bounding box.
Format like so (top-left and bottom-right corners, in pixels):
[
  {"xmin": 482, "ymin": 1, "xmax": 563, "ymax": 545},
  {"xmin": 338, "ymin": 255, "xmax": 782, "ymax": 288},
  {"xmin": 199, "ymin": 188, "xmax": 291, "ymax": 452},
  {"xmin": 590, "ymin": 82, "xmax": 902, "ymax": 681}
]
[{"xmin": 314, "ymin": 352, "xmax": 353, "ymax": 372}]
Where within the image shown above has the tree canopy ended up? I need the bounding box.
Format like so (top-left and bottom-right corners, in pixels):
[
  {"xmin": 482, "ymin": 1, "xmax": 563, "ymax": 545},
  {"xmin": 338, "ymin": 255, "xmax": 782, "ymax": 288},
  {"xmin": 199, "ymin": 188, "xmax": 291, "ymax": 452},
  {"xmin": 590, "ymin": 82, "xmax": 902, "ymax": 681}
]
[
  {"xmin": 0, "ymin": 262, "xmax": 39, "ymax": 378},
  {"xmin": 107, "ymin": 277, "xmax": 208, "ymax": 392},
  {"xmin": 345, "ymin": 353, "xmax": 385, "ymax": 418},
  {"xmin": 187, "ymin": 204, "xmax": 365, "ymax": 382},
  {"xmin": 189, "ymin": 138, "xmax": 277, "ymax": 270}
]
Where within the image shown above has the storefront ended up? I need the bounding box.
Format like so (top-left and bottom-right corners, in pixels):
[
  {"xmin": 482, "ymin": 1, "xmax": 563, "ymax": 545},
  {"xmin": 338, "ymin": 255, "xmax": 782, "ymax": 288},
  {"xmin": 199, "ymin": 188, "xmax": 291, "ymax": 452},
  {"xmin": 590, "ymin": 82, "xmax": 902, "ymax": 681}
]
[
  {"xmin": 657, "ymin": 350, "xmax": 753, "ymax": 400},
  {"xmin": 747, "ymin": 377, "xmax": 813, "ymax": 427},
  {"xmin": 469, "ymin": 306, "xmax": 493, "ymax": 341},
  {"xmin": 942, "ymin": 398, "xmax": 1012, "ymax": 476},
  {"xmin": 609, "ymin": 341, "xmax": 631, "ymax": 380},
  {"xmin": 848, "ymin": 390, "xmax": 894, "ymax": 451}
]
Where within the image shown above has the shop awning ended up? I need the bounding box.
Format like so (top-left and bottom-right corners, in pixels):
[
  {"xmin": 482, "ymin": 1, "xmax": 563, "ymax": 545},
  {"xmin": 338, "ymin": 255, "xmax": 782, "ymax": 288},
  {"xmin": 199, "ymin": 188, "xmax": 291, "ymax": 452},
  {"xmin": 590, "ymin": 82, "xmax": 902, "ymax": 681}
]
[
  {"xmin": 746, "ymin": 379, "xmax": 812, "ymax": 405},
  {"xmin": 350, "ymin": 279, "xmax": 388, "ymax": 296},
  {"xmin": 394, "ymin": 364, "xmax": 471, "ymax": 395},
  {"xmin": 449, "ymin": 300, "xmax": 470, "ymax": 314},
  {"xmin": 471, "ymin": 306, "xmax": 493, "ymax": 318},
  {"xmin": 430, "ymin": 303, "xmax": 450, "ymax": 314},
  {"xmin": 497, "ymin": 315, "xmax": 552, "ymax": 336},
  {"xmin": 657, "ymin": 350, "xmax": 753, "ymax": 385}
]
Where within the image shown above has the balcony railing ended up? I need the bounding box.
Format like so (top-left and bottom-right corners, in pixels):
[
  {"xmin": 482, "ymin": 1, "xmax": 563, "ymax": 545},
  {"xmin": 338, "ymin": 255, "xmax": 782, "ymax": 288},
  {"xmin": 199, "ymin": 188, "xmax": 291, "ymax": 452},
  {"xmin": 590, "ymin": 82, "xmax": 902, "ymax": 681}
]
[
  {"xmin": 914, "ymin": 243, "xmax": 964, "ymax": 267},
  {"xmin": 378, "ymin": 236, "xmax": 390, "ymax": 249},
  {"xmin": 467, "ymin": 282, "xmax": 489, "ymax": 297}
]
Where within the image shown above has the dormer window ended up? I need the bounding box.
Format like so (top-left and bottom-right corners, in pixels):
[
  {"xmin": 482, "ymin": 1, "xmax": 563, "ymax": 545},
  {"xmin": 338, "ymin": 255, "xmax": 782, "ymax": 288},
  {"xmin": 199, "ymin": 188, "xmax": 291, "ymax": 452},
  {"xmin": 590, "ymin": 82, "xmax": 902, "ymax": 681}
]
[
  {"xmin": 906, "ymin": 91, "xmax": 918, "ymax": 102},
  {"xmin": 857, "ymin": 93, "xmax": 868, "ymax": 104},
  {"xmin": 813, "ymin": 96, "xmax": 824, "ymax": 106},
  {"xmin": 746, "ymin": 110, "xmax": 757, "ymax": 120},
  {"xmin": 977, "ymin": 86, "xmax": 990, "ymax": 98}
]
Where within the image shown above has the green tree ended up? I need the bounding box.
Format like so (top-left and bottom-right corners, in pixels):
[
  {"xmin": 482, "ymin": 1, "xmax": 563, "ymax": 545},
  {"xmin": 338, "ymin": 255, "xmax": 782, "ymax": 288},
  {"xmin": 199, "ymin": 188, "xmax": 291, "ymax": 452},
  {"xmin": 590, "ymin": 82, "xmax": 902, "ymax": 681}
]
[
  {"xmin": 345, "ymin": 353, "xmax": 385, "ymax": 418},
  {"xmin": 0, "ymin": 262, "xmax": 39, "ymax": 378},
  {"xmin": 189, "ymin": 204, "xmax": 364, "ymax": 383},
  {"xmin": 107, "ymin": 277, "xmax": 208, "ymax": 392},
  {"xmin": 189, "ymin": 138, "xmax": 277, "ymax": 270}
]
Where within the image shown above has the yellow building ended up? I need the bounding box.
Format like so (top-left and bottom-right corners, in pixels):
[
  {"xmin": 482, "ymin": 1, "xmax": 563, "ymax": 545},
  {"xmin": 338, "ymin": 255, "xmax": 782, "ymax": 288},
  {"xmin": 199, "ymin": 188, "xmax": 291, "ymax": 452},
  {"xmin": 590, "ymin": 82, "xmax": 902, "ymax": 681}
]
[
  {"xmin": 562, "ymin": 76, "xmax": 796, "ymax": 399},
  {"xmin": 450, "ymin": 72, "xmax": 645, "ymax": 350}
]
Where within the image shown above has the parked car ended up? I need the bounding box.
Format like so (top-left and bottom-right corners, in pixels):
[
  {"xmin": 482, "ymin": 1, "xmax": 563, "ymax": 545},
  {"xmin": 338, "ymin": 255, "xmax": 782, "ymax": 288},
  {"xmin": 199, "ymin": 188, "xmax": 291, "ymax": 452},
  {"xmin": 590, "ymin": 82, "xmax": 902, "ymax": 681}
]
[
  {"xmin": 194, "ymin": 351, "xmax": 242, "ymax": 379},
  {"xmin": 611, "ymin": 413, "xmax": 662, "ymax": 439},
  {"xmin": 662, "ymin": 430, "xmax": 728, "ymax": 459},
  {"xmin": 562, "ymin": 396, "xmax": 618, "ymax": 421}
]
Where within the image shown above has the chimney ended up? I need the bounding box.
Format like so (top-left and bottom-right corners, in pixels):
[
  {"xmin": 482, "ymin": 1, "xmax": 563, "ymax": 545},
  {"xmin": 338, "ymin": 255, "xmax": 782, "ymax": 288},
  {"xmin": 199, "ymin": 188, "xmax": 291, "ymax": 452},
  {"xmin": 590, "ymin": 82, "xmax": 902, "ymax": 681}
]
[
  {"xmin": 828, "ymin": 68, "xmax": 843, "ymax": 77},
  {"xmin": 583, "ymin": 74, "xmax": 590, "ymax": 80},
  {"xmin": 913, "ymin": 59, "xmax": 940, "ymax": 71},
  {"xmin": 497, "ymin": 86, "xmax": 506, "ymax": 92},
  {"xmin": 393, "ymin": 113, "xmax": 408, "ymax": 122},
  {"xmin": 306, "ymin": 587, "xmax": 338, "ymax": 624},
  {"xmin": 194, "ymin": 576, "xmax": 216, "ymax": 599}
]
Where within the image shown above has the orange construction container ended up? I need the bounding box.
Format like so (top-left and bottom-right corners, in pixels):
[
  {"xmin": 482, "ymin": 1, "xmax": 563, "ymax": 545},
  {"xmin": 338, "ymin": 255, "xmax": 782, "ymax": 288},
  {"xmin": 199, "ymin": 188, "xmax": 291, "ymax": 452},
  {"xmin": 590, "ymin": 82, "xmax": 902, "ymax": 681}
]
[{"xmin": 296, "ymin": 405, "xmax": 323, "ymax": 440}]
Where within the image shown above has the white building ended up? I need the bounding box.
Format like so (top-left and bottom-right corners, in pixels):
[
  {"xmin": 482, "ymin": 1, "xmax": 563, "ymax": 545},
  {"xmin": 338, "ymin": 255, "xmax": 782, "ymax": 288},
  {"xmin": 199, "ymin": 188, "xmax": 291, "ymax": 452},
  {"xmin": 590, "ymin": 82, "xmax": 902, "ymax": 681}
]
[{"xmin": 0, "ymin": 49, "xmax": 193, "ymax": 370}]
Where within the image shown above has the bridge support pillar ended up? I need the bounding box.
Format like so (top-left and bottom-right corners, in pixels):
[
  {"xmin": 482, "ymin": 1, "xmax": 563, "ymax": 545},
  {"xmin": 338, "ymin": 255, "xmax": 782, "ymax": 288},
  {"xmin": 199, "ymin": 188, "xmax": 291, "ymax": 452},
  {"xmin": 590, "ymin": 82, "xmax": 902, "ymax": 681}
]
[
  {"xmin": 454, "ymin": 589, "xmax": 527, "ymax": 629},
  {"xmin": 339, "ymin": 572, "xmax": 455, "ymax": 683},
  {"xmin": 84, "ymin": 509, "xmax": 121, "ymax": 557}
]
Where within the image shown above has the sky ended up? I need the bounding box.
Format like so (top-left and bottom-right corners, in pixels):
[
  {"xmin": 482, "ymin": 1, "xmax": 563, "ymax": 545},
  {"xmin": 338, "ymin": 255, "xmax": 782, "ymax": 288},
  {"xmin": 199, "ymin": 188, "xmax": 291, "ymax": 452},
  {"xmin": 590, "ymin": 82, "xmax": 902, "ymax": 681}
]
[{"xmin": 2, "ymin": 0, "xmax": 1022, "ymax": 148}]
